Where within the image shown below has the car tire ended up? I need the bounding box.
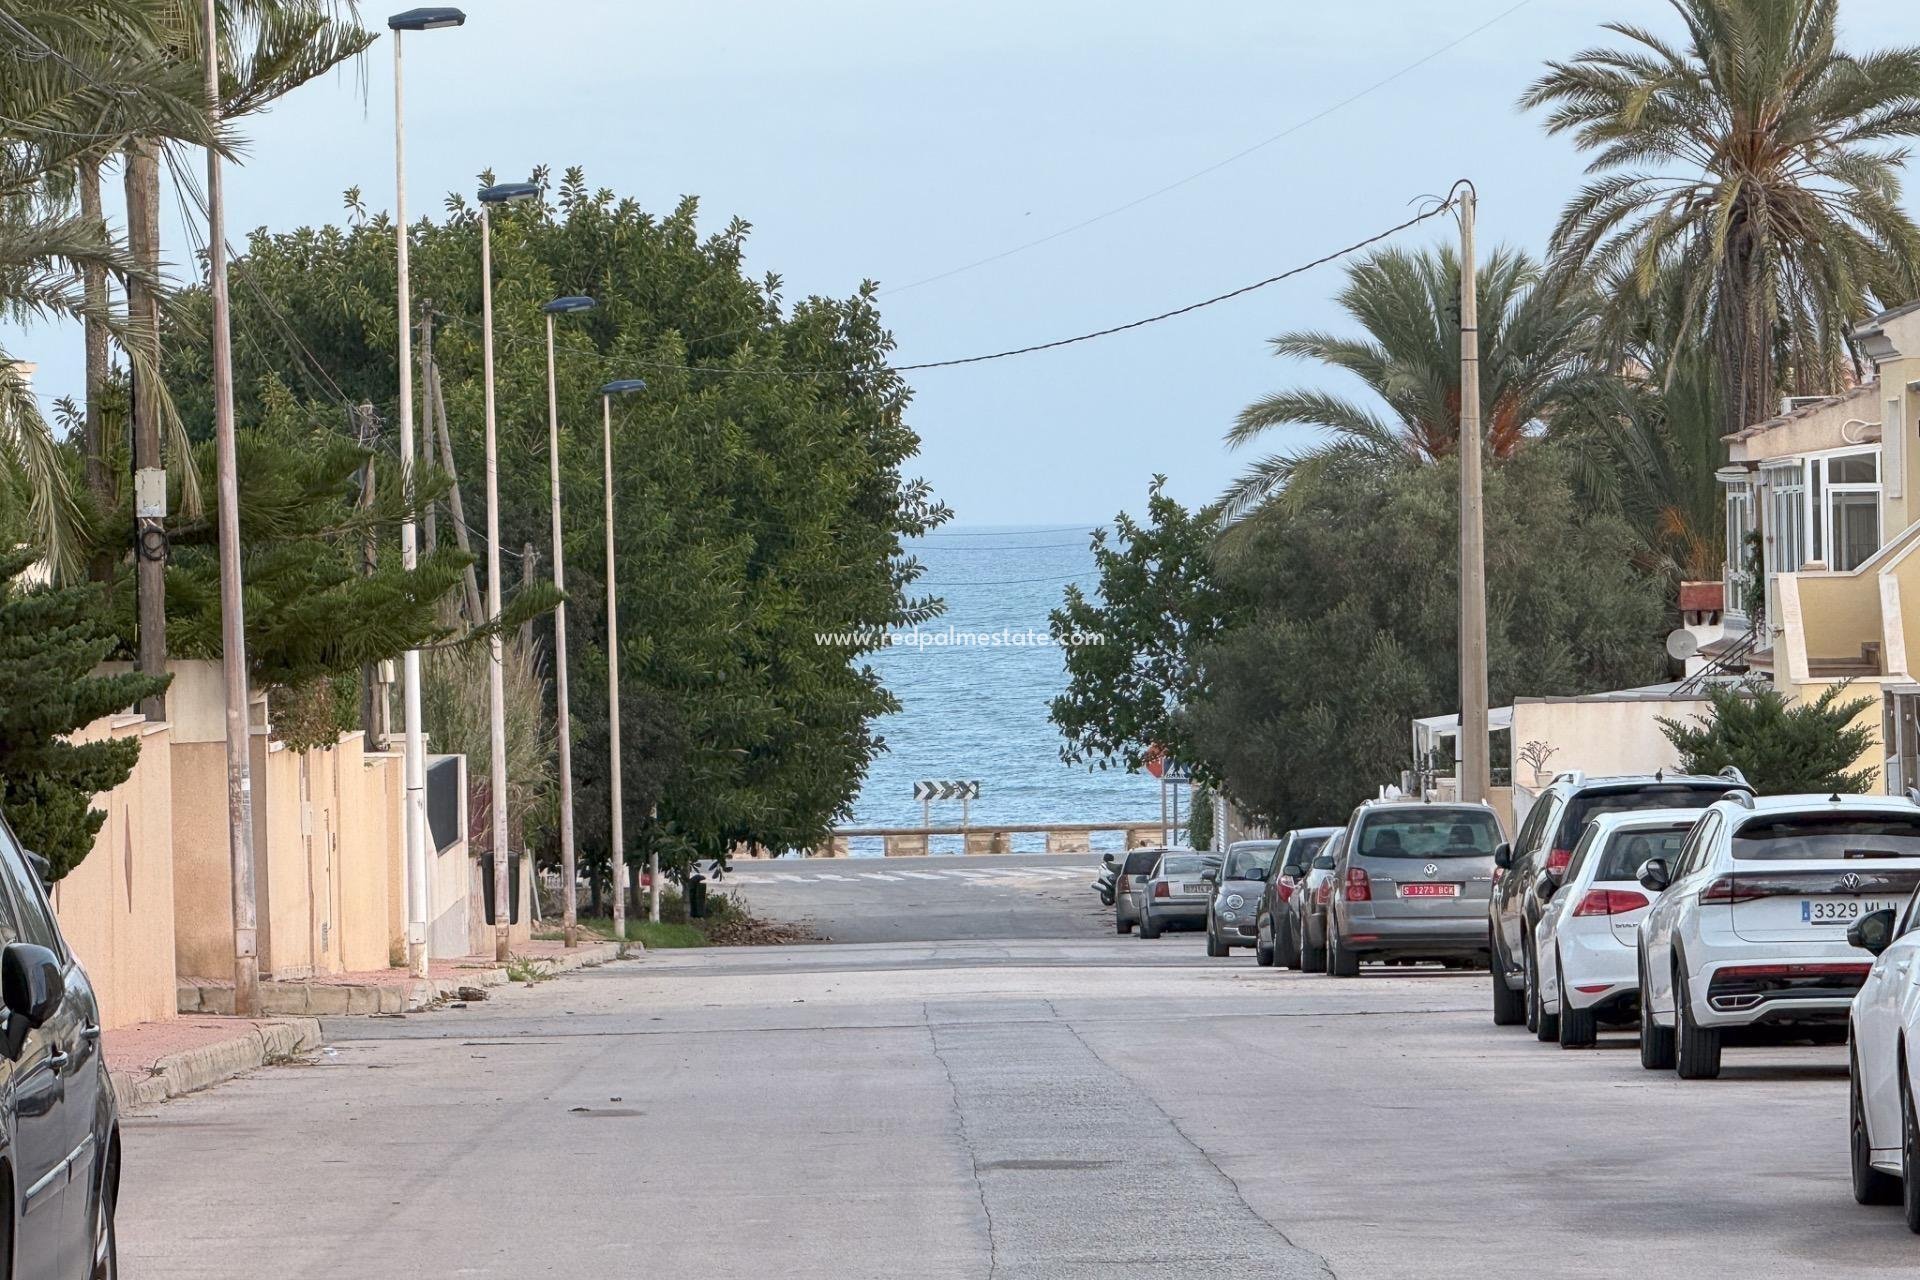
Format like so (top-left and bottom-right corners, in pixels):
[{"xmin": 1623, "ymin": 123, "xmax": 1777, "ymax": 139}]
[
  {"xmin": 1206, "ymin": 925, "xmax": 1227, "ymax": 957},
  {"xmin": 1639, "ymin": 949, "xmax": 1676, "ymax": 1070},
  {"xmin": 1522, "ymin": 942, "xmax": 1541, "ymax": 1034},
  {"xmin": 1280, "ymin": 918, "xmax": 1301, "ymax": 970},
  {"xmin": 1491, "ymin": 932, "xmax": 1525, "ymax": 1027},
  {"xmin": 1254, "ymin": 924, "xmax": 1275, "ymax": 967},
  {"xmin": 1853, "ymin": 1047, "xmax": 1903, "ymax": 1205},
  {"xmin": 1902, "ymin": 1062, "xmax": 1920, "ymax": 1234},
  {"xmin": 1530, "ymin": 947, "xmax": 1559, "ymax": 1043},
  {"xmin": 1328, "ymin": 927, "xmax": 1360, "ymax": 978},
  {"xmin": 1673, "ymin": 967, "xmax": 1722, "ymax": 1080},
  {"xmin": 1115, "ymin": 915, "xmax": 1131, "ymax": 935},
  {"xmin": 1141, "ymin": 912, "xmax": 1162, "ymax": 940},
  {"xmin": 1555, "ymin": 951, "xmax": 1596, "ymax": 1047},
  {"xmin": 1300, "ymin": 923, "xmax": 1326, "ymax": 974},
  {"xmin": 91, "ymin": 1151, "xmax": 117, "ymax": 1280}
]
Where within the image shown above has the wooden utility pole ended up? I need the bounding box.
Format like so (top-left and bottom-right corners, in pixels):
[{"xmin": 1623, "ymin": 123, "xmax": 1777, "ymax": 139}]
[
  {"xmin": 204, "ymin": 0, "xmax": 260, "ymax": 1017},
  {"xmin": 78, "ymin": 157, "xmax": 111, "ymax": 508},
  {"xmin": 427, "ymin": 347, "xmax": 487, "ymax": 624},
  {"xmin": 124, "ymin": 139, "xmax": 166, "ymax": 721},
  {"xmin": 520, "ymin": 543, "xmax": 537, "ymax": 653},
  {"xmin": 419, "ymin": 315, "xmax": 439, "ymax": 554},
  {"xmin": 1457, "ymin": 184, "xmax": 1490, "ymax": 804}
]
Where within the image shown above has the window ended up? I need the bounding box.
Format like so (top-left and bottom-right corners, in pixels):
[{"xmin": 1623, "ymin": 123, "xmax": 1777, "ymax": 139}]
[
  {"xmin": 1766, "ymin": 462, "xmax": 1807, "ymax": 574},
  {"xmin": 1549, "ymin": 784, "xmax": 1726, "ymax": 854},
  {"xmin": 1731, "ymin": 813, "xmax": 1920, "ymax": 860},
  {"xmin": 1763, "ymin": 449, "xmax": 1882, "ymax": 576},
  {"xmin": 1674, "ymin": 813, "xmax": 1722, "ymax": 879},
  {"xmin": 1354, "ymin": 808, "xmax": 1500, "ymax": 858},
  {"xmin": 0, "ymin": 819, "xmax": 42, "ymax": 954},
  {"xmin": 1824, "ymin": 451, "xmax": 1881, "ymax": 571},
  {"xmin": 1594, "ymin": 825, "xmax": 1692, "ymax": 881},
  {"xmin": 1724, "ymin": 484, "xmax": 1754, "ymax": 614},
  {"xmin": 1223, "ymin": 843, "xmax": 1278, "ymax": 881}
]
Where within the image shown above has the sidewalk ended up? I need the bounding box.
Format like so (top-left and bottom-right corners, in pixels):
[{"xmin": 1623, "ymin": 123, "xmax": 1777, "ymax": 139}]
[
  {"xmin": 106, "ymin": 1015, "xmax": 323, "ymax": 1111},
  {"xmin": 176, "ymin": 938, "xmax": 624, "ymax": 1016}
]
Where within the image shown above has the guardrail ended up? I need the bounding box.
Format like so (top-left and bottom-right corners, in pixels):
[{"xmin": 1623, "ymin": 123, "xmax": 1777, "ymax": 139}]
[{"xmin": 801, "ymin": 821, "xmax": 1174, "ymax": 858}]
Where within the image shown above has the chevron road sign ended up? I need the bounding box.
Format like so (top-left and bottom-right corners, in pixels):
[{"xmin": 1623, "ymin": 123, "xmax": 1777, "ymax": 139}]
[{"xmin": 914, "ymin": 780, "xmax": 982, "ymax": 802}]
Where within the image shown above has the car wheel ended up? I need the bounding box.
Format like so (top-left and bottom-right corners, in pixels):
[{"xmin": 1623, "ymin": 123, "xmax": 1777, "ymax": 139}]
[
  {"xmin": 92, "ymin": 1153, "xmax": 117, "ymax": 1280},
  {"xmin": 1254, "ymin": 922, "xmax": 1275, "ymax": 967},
  {"xmin": 1522, "ymin": 943, "xmax": 1541, "ymax": 1034},
  {"xmin": 1673, "ymin": 966, "xmax": 1722, "ymax": 1080},
  {"xmin": 1555, "ymin": 951, "xmax": 1597, "ymax": 1047},
  {"xmin": 1115, "ymin": 914, "xmax": 1131, "ymax": 935},
  {"xmin": 1904, "ymin": 1064, "xmax": 1920, "ymax": 1233},
  {"xmin": 1490, "ymin": 932, "xmax": 1524, "ymax": 1027},
  {"xmin": 1280, "ymin": 917, "xmax": 1301, "ymax": 971},
  {"xmin": 1141, "ymin": 912, "xmax": 1162, "ymax": 940},
  {"xmin": 1853, "ymin": 1047, "xmax": 1902, "ymax": 1205},
  {"xmin": 1639, "ymin": 949, "xmax": 1676, "ymax": 1070},
  {"xmin": 1328, "ymin": 927, "xmax": 1360, "ymax": 977},
  {"xmin": 1300, "ymin": 923, "xmax": 1326, "ymax": 974},
  {"xmin": 1205, "ymin": 923, "xmax": 1227, "ymax": 957},
  {"xmin": 1530, "ymin": 947, "xmax": 1559, "ymax": 1043}
]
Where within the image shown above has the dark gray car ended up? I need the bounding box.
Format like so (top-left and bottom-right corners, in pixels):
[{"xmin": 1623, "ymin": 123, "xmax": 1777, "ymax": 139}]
[
  {"xmin": 1290, "ymin": 829, "xmax": 1345, "ymax": 972},
  {"xmin": 1113, "ymin": 847, "xmax": 1169, "ymax": 934},
  {"xmin": 1255, "ymin": 827, "xmax": 1339, "ymax": 968},
  {"xmin": 1206, "ymin": 840, "xmax": 1281, "ymax": 956},
  {"xmin": 1325, "ymin": 800, "xmax": 1503, "ymax": 976}
]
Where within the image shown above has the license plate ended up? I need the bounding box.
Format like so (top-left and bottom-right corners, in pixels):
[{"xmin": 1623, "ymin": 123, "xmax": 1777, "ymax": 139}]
[
  {"xmin": 1181, "ymin": 884, "xmax": 1209, "ymax": 895},
  {"xmin": 1399, "ymin": 883, "xmax": 1460, "ymax": 898},
  {"xmin": 1801, "ymin": 897, "xmax": 1899, "ymax": 924}
]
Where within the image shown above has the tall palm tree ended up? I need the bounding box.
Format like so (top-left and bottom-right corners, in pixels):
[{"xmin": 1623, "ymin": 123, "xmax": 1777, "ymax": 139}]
[
  {"xmin": 1221, "ymin": 244, "xmax": 1606, "ymax": 517},
  {"xmin": 1522, "ymin": 0, "xmax": 1920, "ymax": 436}
]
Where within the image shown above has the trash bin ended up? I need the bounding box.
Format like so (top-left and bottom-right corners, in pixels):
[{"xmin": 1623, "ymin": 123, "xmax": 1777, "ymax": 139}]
[
  {"xmin": 687, "ymin": 872, "xmax": 708, "ymax": 919},
  {"xmin": 481, "ymin": 851, "xmax": 523, "ymax": 925}
]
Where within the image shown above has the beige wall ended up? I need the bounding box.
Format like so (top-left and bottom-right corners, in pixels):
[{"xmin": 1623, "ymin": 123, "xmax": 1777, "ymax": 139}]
[
  {"xmin": 1795, "ymin": 572, "xmax": 1886, "ymax": 659},
  {"xmin": 1508, "ymin": 698, "xmax": 1712, "ymax": 787},
  {"xmin": 170, "ymin": 740, "xmax": 235, "ymax": 982},
  {"xmin": 50, "ymin": 716, "xmax": 178, "ymax": 1031}
]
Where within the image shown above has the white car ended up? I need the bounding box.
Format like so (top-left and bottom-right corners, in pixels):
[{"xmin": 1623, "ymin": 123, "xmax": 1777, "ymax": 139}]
[
  {"xmin": 1846, "ymin": 887, "xmax": 1920, "ymax": 1229},
  {"xmin": 1533, "ymin": 809, "xmax": 1698, "ymax": 1048},
  {"xmin": 1637, "ymin": 793, "xmax": 1920, "ymax": 1080}
]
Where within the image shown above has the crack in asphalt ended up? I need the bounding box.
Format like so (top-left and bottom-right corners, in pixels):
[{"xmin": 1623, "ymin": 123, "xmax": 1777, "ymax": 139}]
[{"xmin": 925, "ymin": 1002, "xmax": 1001, "ymax": 1280}]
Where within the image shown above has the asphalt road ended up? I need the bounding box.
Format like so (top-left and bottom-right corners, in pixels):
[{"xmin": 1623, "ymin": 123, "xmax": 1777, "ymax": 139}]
[
  {"xmin": 117, "ymin": 925, "xmax": 1920, "ymax": 1279},
  {"xmin": 718, "ymin": 851, "xmax": 1111, "ymax": 942}
]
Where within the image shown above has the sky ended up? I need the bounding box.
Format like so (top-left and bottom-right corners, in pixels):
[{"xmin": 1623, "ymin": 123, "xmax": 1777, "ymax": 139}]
[{"xmin": 10, "ymin": 0, "xmax": 1919, "ymax": 526}]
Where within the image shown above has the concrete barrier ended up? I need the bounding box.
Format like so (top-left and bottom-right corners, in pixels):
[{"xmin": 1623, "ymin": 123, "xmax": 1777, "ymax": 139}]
[
  {"xmin": 1046, "ymin": 831, "xmax": 1091, "ymax": 854},
  {"xmin": 883, "ymin": 834, "xmax": 927, "ymax": 857},
  {"xmin": 964, "ymin": 831, "xmax": 1011, "ymax": 855}
]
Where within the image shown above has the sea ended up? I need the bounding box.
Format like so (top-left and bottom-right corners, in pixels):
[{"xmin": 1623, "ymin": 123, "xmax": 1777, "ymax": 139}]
[{"xmin": 840, "ymin": 523, "xmax": 1169, "ymax": 855}]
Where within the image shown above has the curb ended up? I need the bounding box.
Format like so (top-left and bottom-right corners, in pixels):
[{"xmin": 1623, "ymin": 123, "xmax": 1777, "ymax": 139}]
[{"xmin": 111, "ymin": 1017, "xmax": 323, "ymax": 1112}]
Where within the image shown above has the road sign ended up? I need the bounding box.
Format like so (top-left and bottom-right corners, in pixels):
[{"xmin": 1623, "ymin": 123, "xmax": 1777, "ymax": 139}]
[
  {"xmin": 915, "ymin": 780, "xmax": 982, "ymax": 802},
  {"xmin": 1162, "ymin": 761, "xmax": 1191, "ymax": 784}
]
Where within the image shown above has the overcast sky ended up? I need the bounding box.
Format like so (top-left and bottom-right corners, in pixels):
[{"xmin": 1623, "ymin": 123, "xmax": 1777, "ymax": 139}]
[{"xmin": 11, "ymin": 0, "xmax": 1918, "ymax": 525}]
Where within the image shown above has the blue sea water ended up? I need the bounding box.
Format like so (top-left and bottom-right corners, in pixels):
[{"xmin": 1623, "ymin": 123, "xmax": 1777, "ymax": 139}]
[{"xmin": 844, "ymin": 524, "xmax": 1168, "ymax": 853}]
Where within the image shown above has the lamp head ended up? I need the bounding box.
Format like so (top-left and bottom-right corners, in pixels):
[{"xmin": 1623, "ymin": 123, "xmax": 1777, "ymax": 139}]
[
  {"xmin": 387, "ymin": 7, "xmax": 465, "ymax": 31},
  {"xmin": 600, "ymin": 379, "xmax": 647, "ymax": 397},
  {"xmin": 543, "ymin": 296, "xmax": 597, "ymax": 315},
  {"xmin": 477, "ymin": 182, "xmax": 540, "ymax": 206}
]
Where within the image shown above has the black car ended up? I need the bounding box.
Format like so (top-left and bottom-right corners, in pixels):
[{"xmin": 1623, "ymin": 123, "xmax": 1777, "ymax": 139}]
[
  {"xmin": 0, "ymin": 813, "xmax": 118, "ymax": 1278},
  {"xmin": 1488, "ymin": 768, "xmax": 1749, "ymax": 1030},
  {"xmin": 1254, "ymin": 827, "xmax": 1339, "ymax": 969}
]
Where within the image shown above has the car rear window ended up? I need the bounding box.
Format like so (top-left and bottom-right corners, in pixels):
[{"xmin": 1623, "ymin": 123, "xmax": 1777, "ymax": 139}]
[
  {"xmin": 1285, "ymin": 835, "xmax": 1329, "ymax": 870},
  {"xmin": 1224, "ymin": 844, "xmax": 1278, "ymax": 880},
  {"xmin": 1160, "ymin": 855, "xmax": 1220, "ymax": 876},
  {"xmin": 1123, "ymin": 850, "xmax": 1161, "ymax": 876},
  {"xmin": 1354, "ymin": 809, "xmax": 1499, "ymax": 858},
  {"xmin": 1732, "ymin": 814, "xmax": 1920, "ymax": 861},
  {"xmin": 1594, "ymin": 826, "xmax": 1691, "ymax": 881},
  {"xmin": 1555, "ymin": 785, "xmax": 1728, "ymax": 850}
]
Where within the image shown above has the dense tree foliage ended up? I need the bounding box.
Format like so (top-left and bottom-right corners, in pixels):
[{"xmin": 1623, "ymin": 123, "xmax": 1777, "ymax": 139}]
[
  {"xmin": 160, "ymin": 167, "xmax": 946, "ymax": 877},
  {"xmin": 1181, "ymin": 448, "xmax": 1668, "ymax": 828},
  {"xmin": 1660, "ymin": 681, "xmax": 1876, "ymax": 794},
  {"xmin": 0, "ymin": 553, "xmax": 169, "ymax": 879}
]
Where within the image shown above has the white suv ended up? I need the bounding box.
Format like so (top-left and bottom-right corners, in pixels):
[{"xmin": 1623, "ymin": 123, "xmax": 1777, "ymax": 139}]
[
  {"xmin": 1846, "ymin": 886, "xmax": 1920, "ymax": 1230},
  {"xmin": 1636, "ymin": 793, "xmax": 1920, "ymax": 1080}
]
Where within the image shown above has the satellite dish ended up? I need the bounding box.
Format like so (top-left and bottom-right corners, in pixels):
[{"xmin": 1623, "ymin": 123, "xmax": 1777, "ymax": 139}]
[{"xmin": 1665, "ymin": 628, "xmax": 1701, "ymax": 662}]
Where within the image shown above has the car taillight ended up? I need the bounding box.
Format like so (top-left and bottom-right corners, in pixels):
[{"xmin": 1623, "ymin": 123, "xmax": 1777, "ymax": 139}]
[
  {"xmin": 1545, "ymin": 847, "xmax": 1573, "ymax": 877},
  {"xmin": 1118, "ymin": 875, "xmax": 1131, "ymax": 893},
  {"xmin": 1153, "ymin": 881, "xmax": 1170, "ymax": 898},
  {"xmin": 1699, "ymin": 876, "xmax": 1768, "ymax": 904},
  {"xmin": 1277, "ymin": 883, "xmax": 1294, "ymax": 902},
  {"xmin": 1572, "ymin": 888, "xmax": 1651, "ymax": 917},
  {"xmin": 1344, "ymin": 867, "xmax": 1371, "ymax": 902},
  {"xmin": 1314, "ymin": 880, "xmax": 1332, "ymax": 905}
]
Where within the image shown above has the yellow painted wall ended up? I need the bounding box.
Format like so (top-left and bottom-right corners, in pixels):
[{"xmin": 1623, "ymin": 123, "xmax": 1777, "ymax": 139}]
[
  {"xmin": 1795, "ymin": 572, "xmax": 1885, "ymax": 660},
  {"xmin": 1508, "ymin": 698, "xmax": 1712, "ymax": 785},
  {"xmin": 170, "ymin": 740, "xmax": 236, "ymax": 982}
]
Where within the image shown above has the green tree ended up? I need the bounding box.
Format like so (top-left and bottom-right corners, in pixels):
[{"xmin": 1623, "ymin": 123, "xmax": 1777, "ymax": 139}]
[
  {"xmin": 1185, "ymin": 446, "xmax": 1667, "ymax": 826},
  {"xmin": 0, "ymin": 552, "xmax": 169, "ymax": 879},
  {"xmin": 1050, "ymin": 476, "xmax": 1246, "ymax": 782},
  {"xmin": 1222, "ymin": 245, "xmax": 1607, "ymax": 516},
  {"xmin": 1187, "ymin": 788, "xmax": 1215, "ymax": 851},
  {"xmin": 1523, "ymin": 0, "xmax": 1920, "ymax": 434},
  {"xmin": 1659, "ymin": 680, "xmax": 1876, "ymax": 793}
]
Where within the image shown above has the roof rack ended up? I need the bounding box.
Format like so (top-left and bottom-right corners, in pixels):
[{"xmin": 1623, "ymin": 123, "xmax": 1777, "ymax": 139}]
[
  {"xmin": 1717, "ymin": 765, "xmax": 1751, "ymax": 787},
  {"xmin": 1550, "ymin": 769, "xmax": 1586, "ymax": 788},
  {"xmin": 1722, "ymin": 789, "xmax": 1754, "ymax": 809}
]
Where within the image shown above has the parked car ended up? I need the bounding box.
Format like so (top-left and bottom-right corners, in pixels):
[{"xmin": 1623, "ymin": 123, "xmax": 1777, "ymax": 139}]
[
  {"xmin": 1325, "ymin": 799, "xmax": 1504, "ymax": 976},
  {"xmin": 1532, "ymin": 809, "xmax": 1698, "ymax": 1047},
  {"xmin": 1845, "ymin": 887, "xmax": 1920, "ymax": 1229},
  {"xmin": 1114, "ymin": 847, "xmax": 1170, "ymax": 935},
  {"xmin": 1255, "ymin": 827, "xmax": 1339, "ymax": 968},
  {"xmin": 1490, "ymin": 769, "xmax": 1751, "ymax": 1030},
  {"xmin": 1140, "ymin": 851, "xmax": 1223, "ymax": 940},
  {"xmin": 1638, "ymin": 793, "xmax": 1920, "ymax": 1079},
  {"xmin": 1291, "ymin": 829, "xmax": 1347, "ymax": 973},
  {"xmin": 0, "ymin": 813, "xmax": 120, "ymax": 1278},
  {"xmin": 1207, "ymin": 840, "xmax": 1282, "ymax": 956}
]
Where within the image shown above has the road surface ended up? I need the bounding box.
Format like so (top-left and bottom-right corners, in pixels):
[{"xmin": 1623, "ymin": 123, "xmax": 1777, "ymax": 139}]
[{"xmin": 119, "ymin": 925, "xmax": 1920, "ymax": 1278}]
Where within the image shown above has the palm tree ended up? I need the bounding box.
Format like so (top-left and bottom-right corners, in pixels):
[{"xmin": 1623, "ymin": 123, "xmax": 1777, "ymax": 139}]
[
  {"xmin": 1522, "ymin": 0, "xmax": 1920, "ymax": 436},
  {"xmin": 1220, "ymin": 244, "xmax": 1606, "ymax": 517}
]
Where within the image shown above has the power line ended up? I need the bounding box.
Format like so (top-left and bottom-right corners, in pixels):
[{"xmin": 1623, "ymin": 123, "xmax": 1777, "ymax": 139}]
[
  {"xmin": 913, "ymin": 540, "xmax": 1089, "ymax": 552},
  {"xmin": 916, "ymin": 525, "xmax": 1091, "ymax": 538},
  {"xmin": 881, "ymin": 0, "xmax": 1536, "ymax": 296}
]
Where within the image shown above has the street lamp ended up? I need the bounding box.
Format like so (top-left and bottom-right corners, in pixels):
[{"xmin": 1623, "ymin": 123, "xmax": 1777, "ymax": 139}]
[
  {"xmin": 542, "ymin": 295, "xmax": 595, "ymax": 946},
  {"xmin": 600, "ymin": 378, "xmax": 645, "ymax": 941},
  {"xmin": 477, "ymin": 179, "xmax": 538, "ymax": 961},
  {"xmin": 388, "ymin": 4, "xmax": 464, "ymax": 980}
]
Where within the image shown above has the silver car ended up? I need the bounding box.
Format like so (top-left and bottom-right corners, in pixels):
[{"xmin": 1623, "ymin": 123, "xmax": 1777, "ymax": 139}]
[
  {"xmin": 1113, "ymin": 847, "xmax": 1169, "ymax": 934},
  {"xmin": 1325, "ymin": 800, "xmax": 1503, "ymax": 976},
  {"xmin": 1207, "ymin": 840, "xmax": 1281, "ymax": 956},
  {"xmin": 1290, "ymin": 829, "xmax": 1346, "ymax": 972},
  {"xmin": 1140, "ymin": 851, "xmax": 1222, "ymax": 939}
]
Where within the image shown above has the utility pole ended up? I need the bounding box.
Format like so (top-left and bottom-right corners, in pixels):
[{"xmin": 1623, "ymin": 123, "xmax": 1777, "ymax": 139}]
[
  {"xmin": 203, "ymin": 0, "xmax": 259, "ymax": 1017},
  {"xmin": 604, "ymin": 393, "xmax": 625, "ymax": 949},
  {"xmin": 419, "ymin": 315, "xmax": 439, "ymax": 555},
  {"xmin": 1457, "ymin": 183, "xmax": 1490, "ymax": 805},
  {"xmin": 125, "ymin": 139, "xmax": 166, "ymax": 722}
]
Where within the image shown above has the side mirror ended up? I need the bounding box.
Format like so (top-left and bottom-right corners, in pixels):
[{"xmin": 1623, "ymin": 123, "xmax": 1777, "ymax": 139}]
[
  {"xmin": 1201, "ymin": 869, "xmax": 1218, "ymax": 883},
  {"xmin": 1849, "ymin": 908, "xmax": 1900, "ymax": 957},
  {"xmin": 1102, "ymin": 853, "xmax": 1117, "ymax": 866},
  {"xmin": 2, "ymin": 943, "xmax": 63, "ymax": 1036},
  {"xmin": 1281, "ymin": 863, "xmax": 1305, "ymax": 882},
  {"xmin": 1493, "ymin": 843, "xmax": 1513, "ymax": 871},
  {"xmin": 1534, "ymin": 874, "xmax": 1558, "ymax": 903},
  {"xmin": 1637, "ymin": 858, "xmax": 1672, "ymax": 894}
]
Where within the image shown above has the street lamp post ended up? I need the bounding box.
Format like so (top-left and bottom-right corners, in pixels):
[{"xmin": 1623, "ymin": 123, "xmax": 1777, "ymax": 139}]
[
  {"xmin": 542, "ymin": 296, "xmax": 595, "ymax": 946},
  {"xmin": 477, "ymin": 180, "xmax": 539, "ymax": 961},
  {"xmin": 599, "ymin": 379, "xmax": 645, "ymax": 944},
  {"xmin": 387, "ymin": 5, "xmax": 465, "ymax": 980}
]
